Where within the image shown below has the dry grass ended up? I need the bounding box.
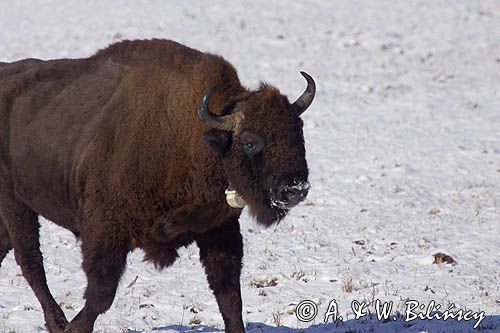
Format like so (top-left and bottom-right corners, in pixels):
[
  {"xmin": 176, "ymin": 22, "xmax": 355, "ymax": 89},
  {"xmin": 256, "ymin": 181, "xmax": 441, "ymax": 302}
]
[
  {"xmin": 271, "ymin": 311, "xmax": 282, "ymax": 326},
  {"xmin": 342, "ymin": 276, "xmax": 354, "ymax": 293},
  {"xmin": 248, "ymin": 277, "xmax": 278, "ymax": 288}
]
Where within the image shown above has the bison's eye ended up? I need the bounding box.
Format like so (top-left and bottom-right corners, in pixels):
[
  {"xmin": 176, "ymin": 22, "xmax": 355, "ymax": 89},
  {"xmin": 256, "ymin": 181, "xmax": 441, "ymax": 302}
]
[
  {"xmin": 240, "ymin": 131, "xmax": 264, "ymax": 156},
  {"xmin": 243, "ymin": 141, "xmax": 261, "ymax": 155}
]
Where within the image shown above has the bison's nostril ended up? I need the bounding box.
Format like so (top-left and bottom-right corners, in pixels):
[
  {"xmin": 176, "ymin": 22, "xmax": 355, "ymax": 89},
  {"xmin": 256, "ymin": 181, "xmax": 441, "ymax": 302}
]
[
  {"xmin": 279, "ymin": 185, "xmax": 308, "ymax": 206},
  {"xmin": 284, "ymin": 188, "xmax": 298, "ymax": 200}
]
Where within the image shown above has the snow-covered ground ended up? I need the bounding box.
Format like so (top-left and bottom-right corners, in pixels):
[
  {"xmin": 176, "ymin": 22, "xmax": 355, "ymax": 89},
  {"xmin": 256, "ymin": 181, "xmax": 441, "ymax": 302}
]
[{"xmin": 1, "ymin": 1, "xmax": 499, "ymax": 332}]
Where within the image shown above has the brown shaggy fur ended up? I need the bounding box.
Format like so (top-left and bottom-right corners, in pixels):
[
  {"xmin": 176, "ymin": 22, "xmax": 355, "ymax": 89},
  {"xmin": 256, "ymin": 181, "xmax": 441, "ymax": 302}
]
[{"xmin": 0, "ymin": 39, "xmax": 310, "ymax": 333}]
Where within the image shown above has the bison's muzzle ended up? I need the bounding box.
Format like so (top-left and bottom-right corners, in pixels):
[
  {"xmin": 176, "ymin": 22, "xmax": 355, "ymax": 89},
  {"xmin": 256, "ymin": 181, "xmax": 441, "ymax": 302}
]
[{"xmin": 273, "ymin": 180, "xmax": 311, "ymax": 209}]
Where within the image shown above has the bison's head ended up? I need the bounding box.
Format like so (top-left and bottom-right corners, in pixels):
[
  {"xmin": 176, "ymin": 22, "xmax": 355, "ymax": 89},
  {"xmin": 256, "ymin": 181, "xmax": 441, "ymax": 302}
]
[{"xmin": 199, "ymin": 72, "xmax": 315, "ymax": 226}]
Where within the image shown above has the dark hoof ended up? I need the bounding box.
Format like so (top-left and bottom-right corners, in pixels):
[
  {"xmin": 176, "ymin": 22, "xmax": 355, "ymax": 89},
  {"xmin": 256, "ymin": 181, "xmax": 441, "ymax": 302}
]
[
  {"xmin": 45, "ymin": 310, "xmax": 68, "ymax": 333},
  {"xmin": 64, "ymin": 320, "xmax": 93, "ymax": 333}
]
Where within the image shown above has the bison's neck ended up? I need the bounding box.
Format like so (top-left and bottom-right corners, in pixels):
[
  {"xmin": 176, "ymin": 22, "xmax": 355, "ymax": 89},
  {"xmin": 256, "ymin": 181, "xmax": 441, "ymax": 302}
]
[{"xmin": 80, "ymin": 94, "xmax": 229, "ymax": 224}]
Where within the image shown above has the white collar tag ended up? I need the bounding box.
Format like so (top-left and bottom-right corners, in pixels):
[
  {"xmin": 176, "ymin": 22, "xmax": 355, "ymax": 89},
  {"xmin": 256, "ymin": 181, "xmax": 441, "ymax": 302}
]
[{"xmin": 225, "ymin": 188, "xmax": 246, "ymax": 208}]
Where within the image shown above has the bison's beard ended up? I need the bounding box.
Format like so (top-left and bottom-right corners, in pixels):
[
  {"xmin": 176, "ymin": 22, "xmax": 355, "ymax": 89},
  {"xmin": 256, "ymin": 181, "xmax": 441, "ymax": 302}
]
[
  {"xmin": 245, "ymin": 191, "xmax": 290, "ymax": 227},
  {"xmin": 258, "ymin": 206, "xmax": 289, "ymax": 226}
]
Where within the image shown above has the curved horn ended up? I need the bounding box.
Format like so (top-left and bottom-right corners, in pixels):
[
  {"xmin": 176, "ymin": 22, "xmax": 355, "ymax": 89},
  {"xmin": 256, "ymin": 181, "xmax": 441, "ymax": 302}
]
[
  {"xmin": 197, "ymin": 85, "xmax": 241, "ymax": 131},
  {"xmin": 292, "ymin": 71, "xmax": 316, "ymax": 116}
]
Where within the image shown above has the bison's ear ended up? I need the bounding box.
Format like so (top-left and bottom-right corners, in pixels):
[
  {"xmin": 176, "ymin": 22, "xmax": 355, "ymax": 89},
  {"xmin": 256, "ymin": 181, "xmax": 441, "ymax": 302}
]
[{"xmin": 203, "ymin": 129, "xmax": 231, "ymax": 156}]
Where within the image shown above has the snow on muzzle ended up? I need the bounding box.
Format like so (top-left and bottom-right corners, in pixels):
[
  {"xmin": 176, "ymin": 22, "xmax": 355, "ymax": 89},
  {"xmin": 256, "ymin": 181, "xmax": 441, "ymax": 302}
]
[{"xmin": 270, "ymin": 180, "xmax": 310, "ymax": 209}]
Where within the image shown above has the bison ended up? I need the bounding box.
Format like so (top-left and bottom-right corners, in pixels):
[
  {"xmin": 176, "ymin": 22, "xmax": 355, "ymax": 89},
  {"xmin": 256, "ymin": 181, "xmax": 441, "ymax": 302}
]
[{"xmin": 0, "ymin": 39, "xmax": 315, "ymax": 333}]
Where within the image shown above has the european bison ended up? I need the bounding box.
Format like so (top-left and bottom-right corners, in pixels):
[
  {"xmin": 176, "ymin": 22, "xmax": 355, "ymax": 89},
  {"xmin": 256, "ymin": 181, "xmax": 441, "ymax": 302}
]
[{"xmin": 0, "ymin": 39, "xmax": 315, "ymax": 333}]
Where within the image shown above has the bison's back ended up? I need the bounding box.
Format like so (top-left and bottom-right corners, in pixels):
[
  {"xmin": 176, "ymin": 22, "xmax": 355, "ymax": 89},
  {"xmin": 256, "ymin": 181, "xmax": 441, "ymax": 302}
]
[{"xmin": 0, "ymin": 55, "xmax": 127, "ymax": 227}]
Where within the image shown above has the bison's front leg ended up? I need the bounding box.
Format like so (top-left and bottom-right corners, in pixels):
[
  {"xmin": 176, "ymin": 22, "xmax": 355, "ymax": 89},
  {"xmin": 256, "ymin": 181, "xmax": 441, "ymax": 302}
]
[
  {"xmin": 196, "ymin": 219, "xmax": 244, "ymax": 333},
  {"xmin": 65, "ymin": 221, "xmax": 129, "ymax": 333}
]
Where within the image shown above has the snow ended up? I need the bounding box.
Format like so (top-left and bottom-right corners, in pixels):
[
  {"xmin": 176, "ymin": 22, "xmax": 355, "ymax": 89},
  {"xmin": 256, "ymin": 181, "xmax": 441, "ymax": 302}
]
[{"xmin": 0, "ymin": 1, "xmax": 499, "ymax": 332}]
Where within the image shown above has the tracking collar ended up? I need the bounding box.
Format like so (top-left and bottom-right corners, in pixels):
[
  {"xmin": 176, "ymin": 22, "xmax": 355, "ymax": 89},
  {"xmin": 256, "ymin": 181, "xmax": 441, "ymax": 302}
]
[{"xmin": 225, "ymin": 183, "xmax": 246, "ymax": 208}]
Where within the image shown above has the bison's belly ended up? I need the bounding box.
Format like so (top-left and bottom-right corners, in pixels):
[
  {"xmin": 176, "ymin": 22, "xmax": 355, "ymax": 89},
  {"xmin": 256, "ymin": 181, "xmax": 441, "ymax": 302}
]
[
  {"xmin": 7, "ymin": 95, "xmax": 106, "ymax": 232},
  {"xmin": 8, "ymin": 126, "xmax": 79, "ymax": 231},
  {"xmin": 2, "ymin": 57, "xmax": 125, "ymax": 232}
]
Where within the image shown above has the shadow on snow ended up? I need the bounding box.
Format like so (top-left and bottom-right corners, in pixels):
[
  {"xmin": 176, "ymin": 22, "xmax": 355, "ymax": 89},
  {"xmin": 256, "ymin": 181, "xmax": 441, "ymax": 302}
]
[{"xmin": 147, "ymin": 314, "xmax": 500, "ymax": 333}]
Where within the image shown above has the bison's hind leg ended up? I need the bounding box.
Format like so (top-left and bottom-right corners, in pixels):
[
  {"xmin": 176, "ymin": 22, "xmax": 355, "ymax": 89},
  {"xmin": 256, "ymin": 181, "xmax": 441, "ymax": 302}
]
[
  {"xmin": 0, "ymin": 217, "xmax": 13, "ymax": 266},
  {"xmin": 0, "ymin": 178, "xmax": 68, "ymax": 332}
]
